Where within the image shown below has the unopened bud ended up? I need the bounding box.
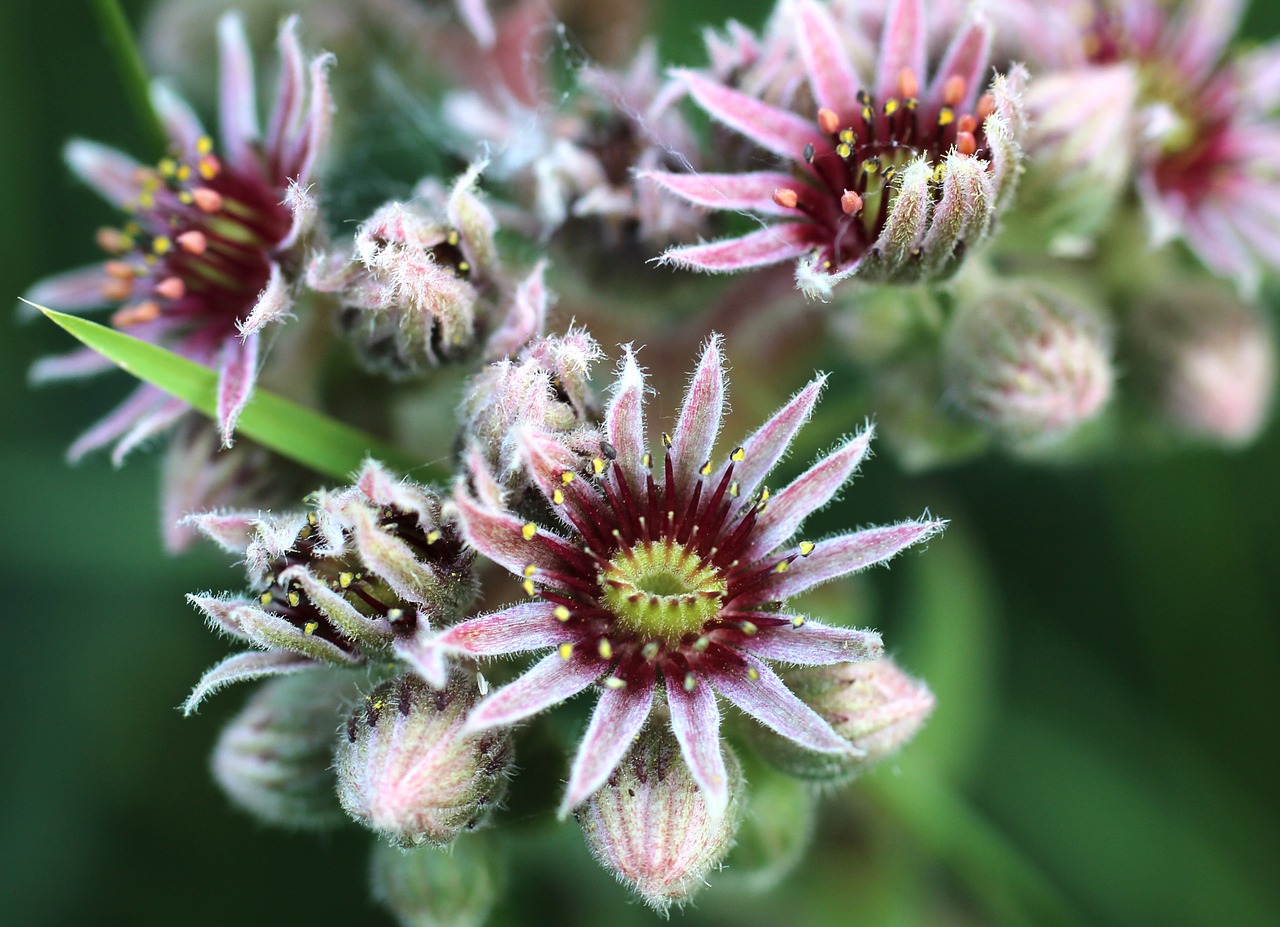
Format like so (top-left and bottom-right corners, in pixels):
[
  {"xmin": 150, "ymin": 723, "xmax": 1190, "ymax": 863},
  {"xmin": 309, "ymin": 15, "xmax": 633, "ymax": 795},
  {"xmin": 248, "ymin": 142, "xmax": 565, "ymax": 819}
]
[
  {"xmin": 337, "ymin": 674, "xmax": 513, "ymax": 847},
  {"xmin": 577, "ymin": 724, "xmax": 743, "ymax": 911},
  {"xmin": 212, "ymin": 669, "xmax": 362, "ymax": 830},
  {"xmin": 943, "ymin": 281, "xmax": 1115, "ymax": 445},
  {"xmin": 369, "ymin": 834, "xmax": 503, "ymax": 927},
  {"xmin": 1127, "ymin": 282, "xmax": 1275, "ymax": 445},
  {"xmin": 751, "ymin": 657, "xmax": 935, "ymax": 782}
]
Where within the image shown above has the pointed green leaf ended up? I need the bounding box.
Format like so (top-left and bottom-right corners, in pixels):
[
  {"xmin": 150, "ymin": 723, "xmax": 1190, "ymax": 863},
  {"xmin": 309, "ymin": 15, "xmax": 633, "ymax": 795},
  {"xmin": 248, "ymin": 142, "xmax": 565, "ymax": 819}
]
[
  {"xmin": 91, "ymin": 0, "xmax": 167, "ymax": 154},
  {"xmin": 32, "ymin": 304, "xmax": 433, "ymax": 482}
]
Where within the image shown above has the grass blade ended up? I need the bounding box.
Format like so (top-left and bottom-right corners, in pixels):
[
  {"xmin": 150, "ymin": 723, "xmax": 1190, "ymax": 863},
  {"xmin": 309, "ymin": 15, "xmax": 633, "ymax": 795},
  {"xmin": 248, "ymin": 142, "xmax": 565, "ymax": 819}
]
[{"xmin": 91, "ymin": 0, "xmax": 167, "ymax": 153}]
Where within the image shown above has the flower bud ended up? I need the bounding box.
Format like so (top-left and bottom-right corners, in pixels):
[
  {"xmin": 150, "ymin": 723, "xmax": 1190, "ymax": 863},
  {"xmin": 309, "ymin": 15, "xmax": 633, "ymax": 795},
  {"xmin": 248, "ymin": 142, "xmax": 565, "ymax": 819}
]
[
  {"xmin": 212, "ymin": 669, "xmax": 361, "ymax": 829},
  {"xmin": 576, "ymin": 724, "xmax": 743, "ymax": 911},
  {"xmin": 369, "ymin": 834, "xmax": 503, "ymax": 927},
  {"xmin": 750, "ymin": 658, "xmax": 935, "ymax": 782},
  {"xmin": 943, "ymin": 281, "xmax": 1115, "ymax": 445},
  {"xmin": 337, "ymin": 674, "xmax": 513, "ymax": 847},
  {"xmin": 1126, "ymin": 282, "xmax": 1276, "ymax": 446}
]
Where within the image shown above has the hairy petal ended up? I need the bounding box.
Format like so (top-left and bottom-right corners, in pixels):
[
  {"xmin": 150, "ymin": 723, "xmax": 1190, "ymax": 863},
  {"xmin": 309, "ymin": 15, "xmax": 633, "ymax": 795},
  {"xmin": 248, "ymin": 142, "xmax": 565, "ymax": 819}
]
[
  {"xmin": 717, "ymin": 376, "xmax": 826, "ymax": 509},
  {"xmin": 876, "ymin": 0, "xmax": 926, "ymax": 104},
  {"xmin": 559, "ymin": 672, "xmax": 657, "ymax": 816},
  {"xmin": 670, "ymin": 336, "xmax": 726, "ymax": 493},
  {"xmin": 746, "ymin": 619, "xmax": 883, "ymax": 665},
  {"xmin": 216, "ymin": 330, "xmax": 260, "ymax": 446},
  {"xmin": 434, "ymin": 601, "xmax": 566, "ymax": 659},
  {"xmin": 465, "ymin": 651, "xmax": 604, "ymax": 731},
  {"xmin": 64, "ymin": 139, "xmax": 142, "ymax": 209},
  {"xmin": 677, "ymin": 69, "xmax": 821, "ymax": 160},
  {"xmin": 217, "ymin": 13, "xmax": 260, "ymax": 171},
  {"xmin": 712, "ymin": 655, "xmax": 852, "ymax": 754},
  {"xmin": 606, "ymin": 347, "xmax": 649, "ymax": 490},
  {"xmin": 797, "ymin": 0, "xmax": 862, "ymax": 115},
  {"xmin": 183, "ymin": 650, "xmax": 315, "ymax": 714},
  {"xmin": 659, "ymin": 224, "xmax": 816, "ymax": 273},
  {"xmin": 642, "ymin": 170, "xmax": 806, "ymax": 216},
  {"xmin": 667, "ymin": 677, "xmax": 729, "ymax": 817}
]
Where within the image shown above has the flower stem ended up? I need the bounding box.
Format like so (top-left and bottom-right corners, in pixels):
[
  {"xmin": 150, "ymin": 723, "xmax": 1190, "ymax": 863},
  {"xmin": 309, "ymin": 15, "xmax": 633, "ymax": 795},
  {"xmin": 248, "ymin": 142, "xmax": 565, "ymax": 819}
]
[{"xmin": 91, "ymin": 0, "xmax": 167, "ymax": 154}]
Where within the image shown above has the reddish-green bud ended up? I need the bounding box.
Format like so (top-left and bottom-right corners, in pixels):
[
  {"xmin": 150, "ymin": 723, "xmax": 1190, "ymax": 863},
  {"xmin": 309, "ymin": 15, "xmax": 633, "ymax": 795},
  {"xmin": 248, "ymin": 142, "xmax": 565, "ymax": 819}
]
[
  {"xmin": 369, "ymin": 834, "xmax": 503, "ymax": 927},
  {"xmin": 337, "ymin": 674, "xmax": 512, "ymax": 847},
  {"xmin": 577, "ymin": 723, "xmax": 743, "ymax": 911},
  {"xmin": 212, "ymin": 669, "xmax": 362, "ymax": 830}
]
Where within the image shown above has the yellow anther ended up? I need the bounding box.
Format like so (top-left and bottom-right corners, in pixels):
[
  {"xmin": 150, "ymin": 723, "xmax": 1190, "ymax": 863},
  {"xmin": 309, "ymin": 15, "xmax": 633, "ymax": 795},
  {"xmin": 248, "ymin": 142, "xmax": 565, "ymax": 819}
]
[
  {"xmin": 862, "ymin": 104, "xmax": 874, "ymax": 123},
  {"xmin": 731, "ymin": 447, "xmax": 745, "ymax": 462},
  {"xmin": 729, "ymin": 482, "xmax": 740, "ymax": 497},
  {"xmin": 158, "ymin": 158, "xmax": 177, "ymax": 177},
  {"xmin": 522, "ymin": 523, "xmax": 537, "ymax": 540},
  {"xmin": 693, "ymin": 636, "xmax": 710, "ymax": 652},
  {"xmin": 523, "ymin": 564, "xmax": 537, "ymax": 577},
  {"xmin": 552, "ymin": 489, "xmax": 565, "ymax": 505},
  {"xmin": 259, "ymin": 592, "xmax": 273, "ymax": 605},
  {"xmin": 307, "ymin": 512, "xmax": 319, "ymax": 526},
  {"xmin": 604, "ymin": 677, "xmax": 626, "ymax": 690},
  {"xmin": 561, "ymin": 471, "xmax": 576, "ymax": 485},
  {"xmin": 739, "ymin": 621, "xmax": 758, "ymax": 636},
  {"xmin": 747, "ymin": 667, "xmax": 760, "ymax": 681},
  {"xmin": 598, "ymin": 639, "xmax": 613, "ymax": 659},
  {"xmin": 558, "ymin": 642, "xmax": 574, "ymax": 660},
  {"xmin": 304, "ymin": 621, "xmax": 319, "ymax": 635},
  {"xmin": 592, "ymin": 458, "xmax": 606, "ymax": 475},
  {"xmin": 641, "ymin": 453, "xmax": 652, "ymax": 468},
  {"xmin": 661, "ymin": 432, "xmax": 673, "ymax": 449},
  {"xmin": 338, "ymin": 572, "xmax": 354, "ymax": 588},
  {"xmin": 836, "ymin": 142, "xmax": 852, "ymax": 159},
  {"xmin": 642, "ymin": 642, "xmax": 660, "ymax": 660},
  {"xmin": 799, "ymin": 541, "xmax": 816, "ymax": 556},
  {"xmin": 196, "ymin": 136, "xmax": 214, "ymax": 155},
  {"xmin": 684, "ymin": 673, "xmax": 698, "ymax": 692},
  {"xmin": 791, "ymin": 616, "xmax": 806, "ymax": 628},
  {"xmin": 387, "ymin": 608, "xmax": 405, "ymax": 622},
  {"xmin": 175, "ymin": 164, "xmax": 192, "ymax": 182},
  {"xmin": 700, "ymin": 459, "xmax": 713, "ymax": 476},
  {"xmin": 523, "ymin": 579, "xmax": 536, "ymax": 596},
  {"xmin": 774, "ymin": 560, "xmax": 790, "ymax": 573},
  {"xmin": 760, "ymin": 487, "xmax": 771, "ymax": 502},
  {"xmin": 446, "ymin": 230, "xmax": 460, "ymax": 246},
  {"xmin": 838, "ymin": 127, "xmax": 855, "ymax": 144},
  {"xmin": 883, "ymin": 98, "xmax": 899, "ymax": 116},
  {"xmin": 554, "ymin": 605, "xmax": 572, "ymax": 622},
  {"xmin": 426, "ymin": 529, "xmax": 442, "ymax": 544},
  {"xmin": 287, "ymin": 592, "xmax": 301, "ymax": 608},
  {"xmin": 457, "ymin": 261, "xmax": 471, "ymax": 274},
  {"xmin": 152, "ymin": 237, "xmax": 173, "ymax": 258},
  {"xmin": 938, "ymin": 106, "xmax": 955, "ymax": 127}
]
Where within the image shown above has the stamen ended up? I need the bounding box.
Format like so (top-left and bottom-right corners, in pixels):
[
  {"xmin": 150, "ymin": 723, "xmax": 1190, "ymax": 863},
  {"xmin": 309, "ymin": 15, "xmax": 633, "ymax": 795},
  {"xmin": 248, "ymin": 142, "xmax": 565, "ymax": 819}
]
[
  {"xmin": 955, "ymin": 131, "xmax": 977, "ymax": 156},
  {"xmin": 772, "ymin": 188, "xmax": 799, "ymax": 209},
  {"xmin": 898, "ymin": 67, "xmax": 919, "ymax": 99},
  {"xmin": 191, "ymin": 188, "xmax": 223, "ymax": 213},
  {"xmin": 176, "ymin": 231, "xmax": 208, "ymax": 255},
  {"xmin": 111, "ymin": 301, "xmax": 161, "ymax": 327},
  {"xmin": 943, "ymin": 75, "xmax": 967, "ymax": 107},
  {"xmin": 155, "ymin": 276, "xmax": 186, "ymax": 301},
  {"xmin": 817, "ymin": 107, "xmax": 841, "ymax": 135},
  {"xmin": 841, "ymin": 190, "xmax": 863, "ymax": 215}
]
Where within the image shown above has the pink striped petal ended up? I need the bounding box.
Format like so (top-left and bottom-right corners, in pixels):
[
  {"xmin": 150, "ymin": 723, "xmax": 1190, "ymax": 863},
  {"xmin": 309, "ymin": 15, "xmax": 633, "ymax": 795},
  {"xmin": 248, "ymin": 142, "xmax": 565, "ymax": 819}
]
[
  {"xmin": 925, "ymin": 17, "xmax": 992, "ymax": 113},
  {"xmin": 290, "ymin": 51, "xmax": 335, "ymax": 184},
  {"xmin": 744, "ymin": 427, "xmax": 874, "ymax": 560},
  {"xmin": 110, "ymin": 395, "xmax": 188, "ymax": 465},
  {"xmin": 676, "ymin": 69, "xmax": 820, "ymax": 160},
  {"xmin": 605, "ymin": 347, "xmax": 649, "ymax": 489},
  {"xmin": 151, "ymin": 83, "xmax": 206, "ymax": 160},
  {"xmin": 745, "ymin": 619, "xmax": 883, "ymax": 665},
  {"xmin": 641, "ymin": 170, "xmax": 805, "ymax": 216},
  {"xmin": 23, "ymin": 264, "xmax": 121, "ymax": 314},
  {"xmin": 518, "ymin": 428, "xmax": 605, "ymax": 533},
  {"xmin": 29, "ymin": 347, "xmax": 116, "ymax": 384},
  {"xmin": 217, "ymin": 13, "xmax": 260, "ymax": 171},
  {"xmin": 267, "ymin": 16, "xmax": 306, "ymax": 168},
  {"xmin": 64, "ymin": 140, "xmax": 142, "ymax": 209},
  {"xmin": 759, "ymin": 519, "xmax": 946, "ymax": 601},
  {"xmin": 660, "ymin": 223, "xmax": 816, "ymax": 273},
  {"xmin": 216, "ymin": 331, "xmax": 260, "ymax": 446},
  {"xmin": 716, "ymin": 375, "xmax": 825, "ymax": 511},
  {"xmin": 435, "ymin": 601, "xmax": 565, "ymax": 658},
  {"xmin": 876, "ymin": 0, "xmax": 926, "ymax": 103},
  {"xmin": 237, "ymin": 263, "xmax": 291, "ymax": 337},
  {"xmin": 187, "ymin": 592, "xmax": 256, "ymax": 639},
  {"xmin": 666, "ymin": 675, "xmax": 729, "ymax": 817},
  {"xmin": 1172, "ymin": 0, "xmax": 1244, "ymax": 84},
  {"xmin": 68, "ymin": 384, "xmax": 171, "ymax": 462},
  {"xmin": 712, "ymin": 655, "xmax": 851, "ymax": 753},
  {"xmin": 484, "ymin": 260, "xmax": 547, "ymax": 360},
  {"xmin": 670, "ymin": 336, "xmax": 726, "ymax": 492},
  {"xmin": 465, "ymin": 651, "xmax": 604, "ymax": 731},
  {"xmin": 797, "ymin": 0, "xmax": 862, "ymax": 116},
  {"xmin": 452, "ymin": 487, "xmax": 576, "ymax": 579},
  {"xmin": 183, "ymin": 650, "xmax": 316, "ymax": 714},
  {"xmin": 559, "ymin": 671, "xmax": 657, "ymax": 815},
  {"xmin": 183, "ymin": 511, "xmax": 260, "ymax": 554}
]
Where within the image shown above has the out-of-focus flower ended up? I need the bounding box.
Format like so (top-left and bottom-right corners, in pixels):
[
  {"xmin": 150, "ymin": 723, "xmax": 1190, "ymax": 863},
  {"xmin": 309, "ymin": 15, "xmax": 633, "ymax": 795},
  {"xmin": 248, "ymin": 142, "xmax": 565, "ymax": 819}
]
[
  {"xmin": 460, "ymin": 328, "xmax": 604, "ymax": 497},
  {"xmin": 649, "ymin": 0, "xmax": 1026, "ymax": 297},
  {"xmin": 336, "ymin": 672, "xmax": 513, "ymax": 847},
  {"xmin": 308, "ymin": 162, "xmax": 536, "ymax": 376},
  {"xmin": 182, "ymin": 460, "xmax": 475, "ymax": 712},
  {"xmin": 212, "ymin": 668, "xmax": 362, "ymax": 830},
  {"xmin": 426, "ymin": 337, "xmax": 942, "ymax": 816},
  {"xmin": 942, "ymin": 280, "xmax": 1115, "ymax": 446},
  {"xmin": 27, "ymin": 14, "xmax": 333, "ymax": 448},
  {"xmin": 1127, "ymin": 280, "xmax": 1275, "ymax": 445},
  {"xmin": 749, "ymin": 655, "xmax": 934, "ymax": 780},
  {"xmin": 577, "ymin": 721, "xmax": 743, "ymax": 911},
  {"xmin": 369, "ymin": 834, "xmax": 504, "ymax": 927}
]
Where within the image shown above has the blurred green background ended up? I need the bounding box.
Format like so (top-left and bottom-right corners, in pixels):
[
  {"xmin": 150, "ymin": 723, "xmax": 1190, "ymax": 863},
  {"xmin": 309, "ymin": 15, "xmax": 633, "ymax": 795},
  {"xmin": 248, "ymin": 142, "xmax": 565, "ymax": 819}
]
[{"xmin": 3, "ymin": 1, "xmax": 1279, "ymax": 925}]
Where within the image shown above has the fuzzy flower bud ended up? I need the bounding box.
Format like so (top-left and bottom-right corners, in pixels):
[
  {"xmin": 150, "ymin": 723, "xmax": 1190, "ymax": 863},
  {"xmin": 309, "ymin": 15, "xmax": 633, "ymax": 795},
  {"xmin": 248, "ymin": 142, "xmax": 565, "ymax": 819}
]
[
  {"xmin": 370, "ymin": 835, "xmax": 503, "ymax": 927},
  {"xmin": 576, "ymin": 723, "xmax": 743, "ymax": 911},
  {"xmin": 1127, "ymin": 283, "xmax": 1276, "ymax": 446},
  {"xmin": 750, "ymin": 657, "xmax": 935, "ymax": 782},
  {"xmin": 337, "ymin": 673, "xmax": 513, "ymax": 847},
  {"xmin": 460, "ymin": 329, "xmax": 604, "ymax": 495},
  {"xmin": 212, "ymin": 669, "xmax": 362, "ymax": 830},
  {"xmin": 943, "ymin": 281, "xmax": 1115, "ymax": 445},
  {"xmin": 308, "ymin": 162, "xmax": 500, "ymax": 377}
]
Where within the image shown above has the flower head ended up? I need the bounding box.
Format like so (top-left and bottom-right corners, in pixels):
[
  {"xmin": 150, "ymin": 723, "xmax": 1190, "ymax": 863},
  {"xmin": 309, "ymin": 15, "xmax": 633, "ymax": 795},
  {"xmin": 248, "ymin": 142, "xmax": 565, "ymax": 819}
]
[
  {"xmin": 649, "ymin": 0, "xmax": 1026, "ymax": 297},
  {"xmin": 27, "ymin": 14, "xmax": 333, "ymax": 448},
  {"xmin": 432, "ymin": 337, "xmax": 943, "ymax": 815}
]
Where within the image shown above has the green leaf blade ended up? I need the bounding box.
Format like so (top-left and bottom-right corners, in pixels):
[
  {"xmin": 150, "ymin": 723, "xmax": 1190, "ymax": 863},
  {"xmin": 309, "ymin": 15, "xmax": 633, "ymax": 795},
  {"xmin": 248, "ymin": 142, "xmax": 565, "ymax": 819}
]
[{"xmin": 32, "ymin": 304, "xmax": 431, "ymax": 483}]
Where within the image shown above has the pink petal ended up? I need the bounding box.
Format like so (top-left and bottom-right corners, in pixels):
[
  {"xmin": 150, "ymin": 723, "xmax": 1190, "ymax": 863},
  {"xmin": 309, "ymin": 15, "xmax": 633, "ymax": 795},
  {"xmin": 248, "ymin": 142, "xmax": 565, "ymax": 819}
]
[
  {"xmin": 483, "ymin": 260, "xmax": 547, "ymax": 360},
  {"xmin": 715, "ymin": 375, "xmax": 825, "ymax": 512},
  {"xmin": 797, "ymin": 0, "xmax": 862, "ymax": 116},
  {"xmin": 670, "ymin": 336, "xmax": 726, "ymax": 492},
  {"xmin": 465, "ymin": 651, "xmax": 604, "ymax": 731},
  {"xmin": 667, "ymin": 675, "xmax": 729, "ymax": 817},
  {"xmin": 744, "ymin": 426, "xmax": 874, "ymax": 560},
  {"xmin": 641, "ymin": 170, "xmax": 806, "ymax": 216},
  {"xmin": 187, "ymin": 592, "xmax": 256, "ymax": 640},
  {"xmin": 182, "ymin": 511, "xmax": 260, "ymax": 554},
  {"xmin": 393, "ymin": 622, "xmax": 450, "ymax": 689},
  {"xmin": 455, "ymin": 0, "xmax": 497, "ymax": 47},
  {"xmin": 925, "ymin": 17, "xmax": 992, "ymax": 113},
  {"xmin": 29, "ymin": 348, "xmax": 116, "ymax": 384},
  {"xmin": 605, "ymin": 347, "xmax": 649, "ymax": 490},
  {"xmin": 559, "ymin": 671, "xmax": 657, "ymax": 815},
  {"xmin": 64, "ymin": 139, "xmax": 142, "ymax": 210},
  {"xmin": 68, "ymin": 384, "xmax": 172, "ymax": 463},
  {"xmin": 216, "ymin": 331, "xmax": 260, "ymax": 447},
  {"xmin": 23, "ymin": 264, "xmax": 121, "ymax": 314},
  {"xmin": 217, "ymin": 13, "xmax": 260, "ymax": 172},
  {"xmin": 183, "ymin": 650, "xmax": 316, "ymax": 714},
  {"xmin": 659, "ymin": 223, "xmax": 816, "ymax": 273},
  {"xmin": 745, "ymin": 619, "xmax": 883, "ymax": 665},
  {"xmin": 518, "ymin": 428, "xmax": 603, "ymax": 534},
  {"xmin": 759, "ymin": 519, "xmax": 946, "ymax": 601},
  {"xmin": 876, "ymin": 0, "xmax": 926, "ymax": 104},
  {"xmin": 266, "ymin": 16, "xmax": 306, "ymax": 169},
  {"xmin": 676, "ymin": 68, "xmax": 821, "ymax": 161},
  {"xmin": 151, "ymin": 83, "xmax": 205, "ymax": 160},
  {"xmin": 237, "ymin": 263, "xmax": 292, "ymax": 337},
  {"xmin": 110, "ymin": 395, "xmax": 188, "ymax": 466},
  {"xmin": 713, "ymin": 655, "xmax": 852, "ymax": 753},
  {"xmin": 1172, "ymin": 0, "xmax": 1245, "ymax": 85},
  {"xmin": 435, "ymin": 601, "xmax": 566, "ymax": 658},
  {"xmin": 452, "ymin": 487, "xmax": 576, "ymax": 578},
  {"xmin": 290, "ymin": 51, "xmax": 335, "ymax": 184}
]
